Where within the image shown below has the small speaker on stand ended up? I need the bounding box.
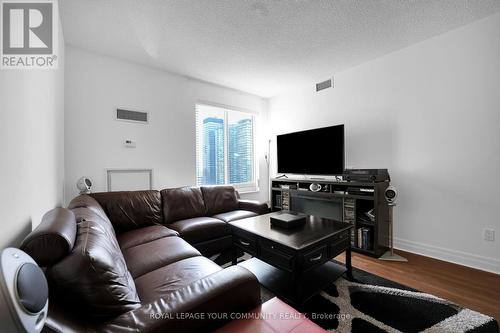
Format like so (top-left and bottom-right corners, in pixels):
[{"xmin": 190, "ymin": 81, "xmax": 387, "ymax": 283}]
[
  {"xmin": 379, "ymin": 186, "xmax": 408, "ymax": 262},
  {"xmin": 309, "ymin": 183, "xmax": 322, "ymax": 192}
]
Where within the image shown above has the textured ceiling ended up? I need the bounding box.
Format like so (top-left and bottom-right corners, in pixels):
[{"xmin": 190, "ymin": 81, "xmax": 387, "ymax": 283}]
[{"xmin": 60, "ymin": 0, "xmax": 500, "ymax": 97}]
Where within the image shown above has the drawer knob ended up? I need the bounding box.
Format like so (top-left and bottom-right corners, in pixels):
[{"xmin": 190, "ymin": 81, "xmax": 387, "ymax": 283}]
[
  {"xmin": 310, "ymin": 253, "xmax": 323, "ymax": 262},
  {"xmin": 239, "ymin": 240, "xmax": 250, "ymax": 246}
]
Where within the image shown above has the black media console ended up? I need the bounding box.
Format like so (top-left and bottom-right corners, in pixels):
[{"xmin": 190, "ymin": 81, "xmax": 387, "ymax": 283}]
[{"xmin": 271, "ymin": 178, "xmax": 390, "ymax": 257}]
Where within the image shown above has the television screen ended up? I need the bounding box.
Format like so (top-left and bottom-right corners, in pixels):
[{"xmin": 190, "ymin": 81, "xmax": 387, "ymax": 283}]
[{"xmin": 277, "ymin": 124, "xmax": 344, "ymax": 175}]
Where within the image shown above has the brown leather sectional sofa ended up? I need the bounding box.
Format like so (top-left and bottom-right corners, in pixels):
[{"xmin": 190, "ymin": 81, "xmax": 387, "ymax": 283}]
[{"xmin": 20, "ymin": 186, "xmax": 269, "ymax": 332}]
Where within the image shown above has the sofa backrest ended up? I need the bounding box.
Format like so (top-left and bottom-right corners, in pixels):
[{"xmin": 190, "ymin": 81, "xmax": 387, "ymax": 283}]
[
  {"xmin": 161, "ymin": 186, "xmax": 206, "ymax": 223},
  {"xmin": 45, "ymin": 195, "xmax": 141, "ymax": 319},
  {"xmin": 68, "ymin": 194, "xmax": 117, "ymax": 238},
  {"xmin": 69, "ymin": 187, "xmax": 241, "ymax": 231},
  {"xmin": 19, "ymin": 198, "xmax": 141, "ymax": 320},
  {"xmin": 68, "ymin": 193, "xmax": 110, "ymax": 221},
  {"xmin": 201, "ymin": 186, "xmax": 239, "ymax": 216},
  {"xmin": 47, "ymin": 221, "xmax": 141, "ymax": 319},
  {"xmin": 90, "ymin": 190, "xmax": 163, "ymax": 233}
]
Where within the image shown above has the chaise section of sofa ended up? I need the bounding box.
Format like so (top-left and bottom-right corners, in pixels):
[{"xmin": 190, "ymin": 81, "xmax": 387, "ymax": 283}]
[
  {"xmin": 20, "ymin": 186, "xmax": 265, "ymax": 333},
  {"xmin": 161, "ymin": 186, "xmax": 231, "ymax": 254},
  {"xmin": 97, "ymin": 266, "xmax": 261, "ymax": 333},
  {"xmin": 159, "ymin": 185, "xmax": 269, "ymax": 255}
]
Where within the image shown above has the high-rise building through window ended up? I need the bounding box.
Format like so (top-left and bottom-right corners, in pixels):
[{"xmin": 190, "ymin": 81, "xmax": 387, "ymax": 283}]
[
  {"xmin": 196, "ymin": 104, "xmax": 255, "ymax": 191},
  {"xmin": 228, "ymin": 118, "xmax": 253, "ymax": 183},
  {"xmin": 202, "ymin": 117, "xmax": 225, "ymax": 185}
]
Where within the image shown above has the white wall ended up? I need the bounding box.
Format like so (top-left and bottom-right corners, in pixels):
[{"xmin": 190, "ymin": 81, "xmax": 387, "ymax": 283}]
[
  {"xmin": 0, "ymin": 19, "xmax": 65, "ymax": 248},
  {"xmin": 269, "ymin": 13, "xmax": 500, "ymax": 273},
  {"xmin": 64, "ymin": 46, "xmax": 269, "ymax": 204}
]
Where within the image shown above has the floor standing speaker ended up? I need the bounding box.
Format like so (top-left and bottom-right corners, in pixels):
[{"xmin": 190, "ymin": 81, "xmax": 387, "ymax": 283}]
[{"xmin": 0, "ymin": 248, "xmax": 48, "ymax": 332}]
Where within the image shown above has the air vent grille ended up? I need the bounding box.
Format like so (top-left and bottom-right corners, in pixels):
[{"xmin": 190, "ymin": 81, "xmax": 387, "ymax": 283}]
[
  {"xmin": 316, "ymin": 78, "xmax": 332, "ymax": 92},
  {"xmin": 116, "ymin": 109, "xmax": 148, "ymax": 123}
]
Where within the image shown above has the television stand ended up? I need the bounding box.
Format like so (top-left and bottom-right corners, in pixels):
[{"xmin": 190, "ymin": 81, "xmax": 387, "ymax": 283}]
[{"xmin": 270, "ymin": 178, "xmax": 390, "ymax": 257}]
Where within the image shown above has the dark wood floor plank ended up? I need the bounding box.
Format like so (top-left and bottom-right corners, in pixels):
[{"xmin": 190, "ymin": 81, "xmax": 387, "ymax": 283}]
[{"xmin": 335, "ymin": 250, "xmax": 500, "ymax": 322}]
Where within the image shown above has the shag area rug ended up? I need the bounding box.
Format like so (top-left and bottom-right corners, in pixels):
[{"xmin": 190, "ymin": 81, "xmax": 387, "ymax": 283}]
[{"xmin": 212, "ymin": 252, "xmax": 499, "ymax": 333}]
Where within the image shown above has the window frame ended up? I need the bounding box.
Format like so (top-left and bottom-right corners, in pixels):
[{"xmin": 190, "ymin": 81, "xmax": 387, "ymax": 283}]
[{"xmin": 195, "ymin": 102, "xmax": 259, "ymax": 193}]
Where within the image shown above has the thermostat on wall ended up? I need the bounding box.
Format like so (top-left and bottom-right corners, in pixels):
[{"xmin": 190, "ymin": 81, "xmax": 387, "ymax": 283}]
[{"xmin": 125, "ymin": 140, "xmax": 136, "ymax": 148}]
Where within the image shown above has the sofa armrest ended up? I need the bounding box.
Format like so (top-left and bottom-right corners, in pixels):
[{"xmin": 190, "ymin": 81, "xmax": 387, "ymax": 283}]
[
  {"xmin": 238, "ymin": 199, "xmax": 269, "ymax": 215},
  {"xmin": 20, "ymin": 208, "xmax": 76, "ymax": 267},
  {"xmin": 97, "ymin": 266, "xmax": 261, "ymax": 333}
]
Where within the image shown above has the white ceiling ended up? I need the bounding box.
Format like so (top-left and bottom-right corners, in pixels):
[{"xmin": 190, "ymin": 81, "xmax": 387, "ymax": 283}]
[{"xmin": 60, "ymin": 0, "xmax": 500, "ymax": 97}]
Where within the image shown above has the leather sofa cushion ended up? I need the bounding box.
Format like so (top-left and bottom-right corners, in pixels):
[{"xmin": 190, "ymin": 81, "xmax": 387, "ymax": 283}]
[
  {"xmin": 238, "ymin": 199, "xmax": 270, "ymax": 215},
  {"xmin": 122, "ymin": 236, "xmax": 201, "ymax": 278},
  {"xmin": 212, "ymin": 210, "xmax": 257, "ymax": 223},
  {"xmin": 161, "ymin": 187, "xmax": 206, "ymax": 223},
  {"xmin": 91, "ymin": 191, "xmax": 163, "ymax": 233},
  {"xmin": 117, "ymin": 225, "xmax": 179, "ymax": 251},
  {"xmin": 20, "ymin": 208, "xmax": 77, "ymax": 267},
  {"xmin": 134, "ymin": 256, "xmax": 221, "ymax": 303},
  {"xmin": 47, "ymin": 219, "xmax": 140, "ymax": 319},
  {"xmin": 169, "ymin": 217, "xmax": 229, "ymax": 244},
  {"xmin": 201, "ymin": 186, "xmax": 239, "ymax": 216}
]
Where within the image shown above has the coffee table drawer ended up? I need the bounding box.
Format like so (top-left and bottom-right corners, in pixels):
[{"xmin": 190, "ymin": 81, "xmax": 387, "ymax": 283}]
[
  {"xmin": 233, "ymin": 233, "xmax": 257, "ymax": 255},
  {"xmin": 260, "ymin": 241, "xmax": 295, "ymax": 272},
  {"xmin": 329, "ymin": 238, "xmax": 349, "ymax": 257},
  {"xmin": 301, "ymin": 245, "xmax": 328, "ymax": 270},
  {"xmin": 332, "ymin": 230, "xmax": 349, "ymax": 242}
]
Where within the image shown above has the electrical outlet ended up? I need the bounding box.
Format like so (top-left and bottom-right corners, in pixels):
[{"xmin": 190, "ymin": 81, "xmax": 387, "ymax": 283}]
[{"xmin": 484, "ymin": 229, "xmax": 495, "ymax": 242}]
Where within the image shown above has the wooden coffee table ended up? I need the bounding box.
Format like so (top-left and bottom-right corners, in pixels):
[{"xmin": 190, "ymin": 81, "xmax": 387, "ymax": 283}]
[{"xmin": 229, "ymin": 211, "xmax": 353, "ymax": 306}]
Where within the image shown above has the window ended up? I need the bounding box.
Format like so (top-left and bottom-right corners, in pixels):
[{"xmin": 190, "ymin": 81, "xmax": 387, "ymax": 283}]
[{"xmin": 196, "ymin": 103, "xmax": 257, "ymax": 192}]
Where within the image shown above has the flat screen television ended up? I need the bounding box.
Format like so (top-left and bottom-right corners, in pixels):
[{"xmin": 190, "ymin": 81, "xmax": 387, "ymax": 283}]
[{"xmin": 277, "ymin": 124, "xmax": 344, "ymax": 175}]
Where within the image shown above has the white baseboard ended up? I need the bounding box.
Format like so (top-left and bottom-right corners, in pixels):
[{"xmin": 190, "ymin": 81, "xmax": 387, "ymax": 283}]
[{"xmin": 393, "ymin": 237, "xmax": 500, "ymax": 275}]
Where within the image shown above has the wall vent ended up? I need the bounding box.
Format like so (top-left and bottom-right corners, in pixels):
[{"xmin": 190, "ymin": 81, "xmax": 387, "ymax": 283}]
[
  {"xmin": 116, "ymin": 109, "xmax": 148, "ymax": 123},
  {"xmin": 316, "ymin": 78, "xmax": 332, "ymax": 92}
]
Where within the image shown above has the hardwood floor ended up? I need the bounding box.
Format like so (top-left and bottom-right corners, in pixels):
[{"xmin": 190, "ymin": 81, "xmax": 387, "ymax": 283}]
[{"xmin": 335, "ymin": 249, "xmax": 500, "ymax": 322}]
